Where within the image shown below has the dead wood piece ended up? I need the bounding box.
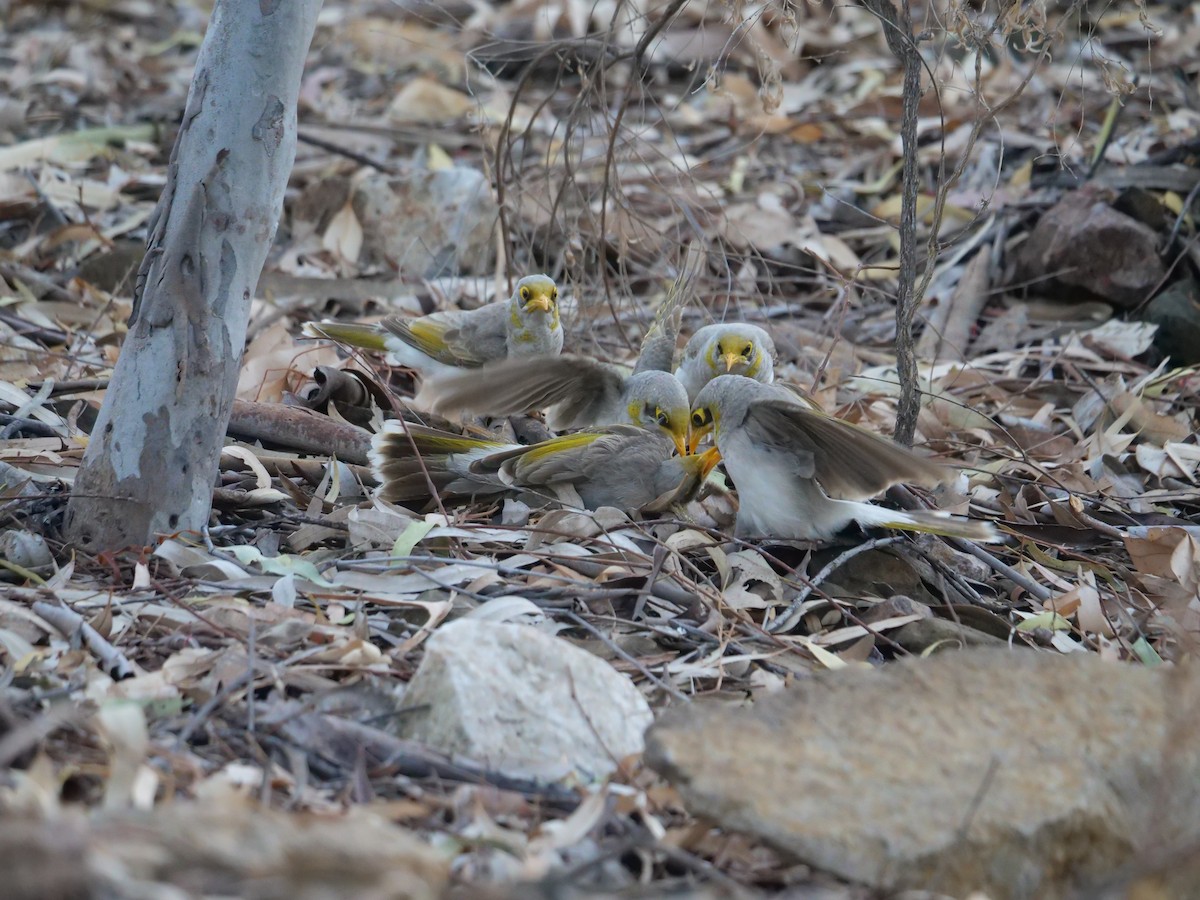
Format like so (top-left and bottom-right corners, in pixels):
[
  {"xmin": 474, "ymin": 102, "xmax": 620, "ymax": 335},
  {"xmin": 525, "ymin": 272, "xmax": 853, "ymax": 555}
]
[
  {"xmin": 31, "ymin": 600, "xmax": 137, "ymax": 680},
  {"xmin": 219, "ymin": 449, "xmax": 378, "ymax": 488},
  {"xmin": 948, "ymin": 537, "xmax": 1052, "ymax": 602},
  {"xmin": 0, "ymin": 262, "xmax": 78, "ymax": 305},
  {"xmin": 890, "ymin": 616, "xmax": 1006, "ymax": 652},
  {"xmin": 228, "ymin": 400, "xmax": 374, "ymax": 465}
]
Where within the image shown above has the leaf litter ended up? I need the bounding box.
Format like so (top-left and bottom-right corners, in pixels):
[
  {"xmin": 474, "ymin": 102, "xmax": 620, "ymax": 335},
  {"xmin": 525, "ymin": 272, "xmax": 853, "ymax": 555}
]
[{"xmin": 1, "ymin": 0, "xmax": 1198, "ymax": 895}]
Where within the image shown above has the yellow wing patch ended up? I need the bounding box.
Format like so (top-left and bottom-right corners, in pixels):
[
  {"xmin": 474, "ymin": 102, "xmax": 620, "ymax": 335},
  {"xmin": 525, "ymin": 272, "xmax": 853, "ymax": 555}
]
[
  {"xmin": 394, "ymin": 317, "xmax": 457, "ymax": 362},
  {"xmin": 519, "ymin": 431, "xmax": 605, "ymax": 463}
]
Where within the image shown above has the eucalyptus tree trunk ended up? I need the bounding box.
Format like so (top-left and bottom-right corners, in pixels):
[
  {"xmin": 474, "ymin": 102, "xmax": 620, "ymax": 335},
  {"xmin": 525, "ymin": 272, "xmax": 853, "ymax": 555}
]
[{"xmin": 64, "ymin": 0, "xmax": 323, "ymax": 550}]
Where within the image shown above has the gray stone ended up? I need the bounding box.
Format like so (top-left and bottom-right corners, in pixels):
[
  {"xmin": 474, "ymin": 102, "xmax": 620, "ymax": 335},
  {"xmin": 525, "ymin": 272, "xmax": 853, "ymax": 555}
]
[
  {"xmin": 1011, "ymin": 186, "xmax": 1166, "ymax": 309},
  {"xmin": 398, "ymin": 619, "xmax": 653, "ymax": 782},
  {"xmin": 353, "ymin": 167, "xmax": 498, "ymax": 278},
  {"xmin": 645, "ymin": 648, "xmax": 1200, "ymax": 899}
]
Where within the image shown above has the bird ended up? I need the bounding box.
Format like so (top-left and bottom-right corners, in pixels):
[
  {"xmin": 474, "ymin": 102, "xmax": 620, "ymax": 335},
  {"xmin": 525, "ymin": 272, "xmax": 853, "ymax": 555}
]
[
  {"xmin": 687, "ymin": 375, "xmax": 997, "ymax": 542},
  {"xmin": 418, "ymin": 359, "xmax": 692, "ymax": 456},
  {"xmin": 303, "ymin": 274, "xmax": 563, "ymax": 380},
  {"xmin": 675, "ymin": 322, "xmax": 776, "ymax": 401},
  {"xmin": 371, "ymin": 422, "xmax": 721, "ymax": 513},
  {"xmin": 416, "ymin": 261, "xmax": 698, "ymax": 453}
]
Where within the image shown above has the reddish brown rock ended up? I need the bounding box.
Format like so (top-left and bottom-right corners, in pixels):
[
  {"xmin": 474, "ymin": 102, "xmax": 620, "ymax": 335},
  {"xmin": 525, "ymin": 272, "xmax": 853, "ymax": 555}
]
[{"xmin": 1011, "ymin": 186, "xmax": 1166, "ymax": 309}]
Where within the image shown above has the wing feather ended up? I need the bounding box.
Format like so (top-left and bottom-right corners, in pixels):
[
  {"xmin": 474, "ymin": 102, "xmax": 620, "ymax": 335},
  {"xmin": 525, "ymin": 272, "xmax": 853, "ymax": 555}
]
[
  {"xmin": 418, "ymin": 355, "xmax": 627, "ymax": 427},
  {"xmin": 634, "ymin": 245, "xmax": 702, "ymax": 374},
  {"xmin": 381, "ymin": 304, "xmax": 507, "ymax": 368},
  {"xmin": 742, "ymin": 399, "xmax": 946, "ymax": 500}
]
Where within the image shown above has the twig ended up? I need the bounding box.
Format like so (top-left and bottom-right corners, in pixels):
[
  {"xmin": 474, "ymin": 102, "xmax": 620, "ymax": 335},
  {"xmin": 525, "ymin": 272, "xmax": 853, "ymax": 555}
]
[
  {"xmin": 948, "ymin": 538, "xmax": 1052, "ymax": 602},
  {"xmin": 297, "ymin": 130, "xmax": 398, "ymax": 174},
  {"xmin": 32, "ymin": 599, "xmax": 137, "ymax": 680},
  {"xmin": 859, "ymin": 0, "xmax": 924, "ymax": 447},
  {"xmin": 176, "ymin": 669, "xmax": 255, "ymax": 748},
  {"xmin": 563, "ymin": 610, "xmax": 689, "ymax": 703},
  {"xmin": 768, "ymin": 536, "xmax": 906, "ymax": 634},
  {"xmin": 279, "ymin": 712, "xmax": 583, "ymax": 810}
]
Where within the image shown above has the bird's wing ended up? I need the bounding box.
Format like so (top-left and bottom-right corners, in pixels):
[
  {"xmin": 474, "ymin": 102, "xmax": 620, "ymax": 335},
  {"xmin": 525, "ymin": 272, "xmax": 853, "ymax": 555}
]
[
  {"xmin": 740, "ymin": 398, "xmax": 947, "ymax": 500},
  {"xmin": 441, "ymin": 304, "xmax": 510, "ymax": 363},
  {"xmin": 492, "ymin": 426, "xmax": 662, "ymax": 487},
  {"xmin": 418, "ymin": 355, "xmax": 626, "ymax": 426},
  {"xmin": 382, "ymin": 304, "xmax": 507, "ymax": 368},
  {"xmin": 634, "ymin": 245, "xmax": 704, "ymax": 375},
  {"xmin": 466, "ymin": 426, "xmax": 680, "ymax": 511}
]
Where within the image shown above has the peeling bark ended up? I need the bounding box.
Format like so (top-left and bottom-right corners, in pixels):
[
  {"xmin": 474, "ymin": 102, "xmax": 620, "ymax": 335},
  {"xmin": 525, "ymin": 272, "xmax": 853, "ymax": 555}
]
[{"xmin": 64, "ymin": 0, "xmax": 323, "ymax": 550}]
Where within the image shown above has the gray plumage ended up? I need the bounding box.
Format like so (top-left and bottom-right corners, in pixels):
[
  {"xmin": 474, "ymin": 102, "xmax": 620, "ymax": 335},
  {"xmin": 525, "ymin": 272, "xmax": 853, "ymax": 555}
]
[
  {"xmin": 692, "ymin": 375, "xmax": 995, "ymax": 541},
  {"xmin": 417, "ymin": 256, "xmax": 700, "ymax": 435},
  {"xmin": 419, "ymin": 356, "xmax": 691, "ymax": 440},
  {"xmin": 370, "ymin": 422, "xmax": 711, "ymax": 513},
  {"xmin": 305, "ymin": 274, "xmax": 563, "ymax": 380}
]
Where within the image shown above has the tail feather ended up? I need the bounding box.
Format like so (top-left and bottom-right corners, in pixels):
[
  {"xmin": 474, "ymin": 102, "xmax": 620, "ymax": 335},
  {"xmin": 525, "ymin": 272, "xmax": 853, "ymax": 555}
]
[
  {"xmin": 303, "ymin": 321, "xmax": 390, "ymax": 352},
  {"xmin": 855, "ymin": 504, "xmax": 1000, "ymax": 542},
  {"xmin": 370, "ymin": 422, "xmax": 513, "ymax": 505}
]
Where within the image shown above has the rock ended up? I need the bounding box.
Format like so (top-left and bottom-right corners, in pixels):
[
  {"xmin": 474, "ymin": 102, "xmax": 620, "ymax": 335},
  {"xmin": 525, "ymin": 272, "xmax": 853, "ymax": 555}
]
[
  {"xmin": 397, "ymin": 619, "xmax": 653, "ymax": 782},
  {"xmin": 1011, "ymin": 186, "xmax": 1166, "ymax": 309},
  {"xmin": 645, "ymin": 648, "xmax": 1200, "ymax": 899},
  {"xmin": 0, "ymin": 801, "xmax": 447, "ymax": 900},
  {"xmin": 0, "ymin": 529, "xmax": 54, "ymax": 576},
  {"xmin": 353, "ymin": 167, "xmax": 498, "ymax": 279},
  {"xmin": 1142, "ymin": 278, "xmax": 1200, "ymax": 365}
]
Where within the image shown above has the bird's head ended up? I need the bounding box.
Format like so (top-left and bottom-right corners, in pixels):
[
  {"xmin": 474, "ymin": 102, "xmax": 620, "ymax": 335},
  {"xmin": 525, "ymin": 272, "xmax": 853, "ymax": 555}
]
[
  {"xmin": 707, "ymin": 327, "xmax": 768, "ymax": 378},
  {"xmin": 625, "ymin": 372, "xmax": 690, "ymax": 456},
  {"xmin": 513, "ymin": 274, "xmax": 559, "ymax": 317},
  {"xmin": 687, "ymin": 374, "xmax": 746, "ymax": 454}
]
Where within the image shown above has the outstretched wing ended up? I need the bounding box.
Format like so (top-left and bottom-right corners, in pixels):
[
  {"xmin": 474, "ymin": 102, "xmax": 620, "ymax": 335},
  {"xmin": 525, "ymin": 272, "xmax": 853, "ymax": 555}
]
[
  {"xmin": 741, "ymin": 398, "xmax": 946, "ymax": 500},
  {"xmin": 634, "ymin": 244, "xmax": 704, "ymax": 375},
  {"xmin": 418, "ymin": 354, "xmax": 626, "ymax": 428}
]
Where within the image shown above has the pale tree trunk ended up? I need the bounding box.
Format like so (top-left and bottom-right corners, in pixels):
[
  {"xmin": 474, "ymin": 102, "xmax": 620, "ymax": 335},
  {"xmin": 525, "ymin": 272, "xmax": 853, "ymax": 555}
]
[{"xmin": 64, "ymin": 0, "xmax": 323, "ymax": 551}]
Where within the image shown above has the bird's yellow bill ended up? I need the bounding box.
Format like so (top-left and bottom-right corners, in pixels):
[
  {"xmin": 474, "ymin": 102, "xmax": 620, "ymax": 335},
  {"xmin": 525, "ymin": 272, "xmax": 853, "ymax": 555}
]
[
  {"xmin": 721, "ymin": 352, "xmax": 742, "ymax": 372},
  {"xmin": 669, "ymin": 421, "xmax": 689, "ymax": 457},
  {"xmin": 687, "ymin": 424, "xmax": 713, "ymax": 455},
  {"xmin": 697, "ymin": 446, "xmax": 722, "ymax": 479},
  {"xmin": 524, "ymin": 294, "xmax": 555, "ymax": 313}
]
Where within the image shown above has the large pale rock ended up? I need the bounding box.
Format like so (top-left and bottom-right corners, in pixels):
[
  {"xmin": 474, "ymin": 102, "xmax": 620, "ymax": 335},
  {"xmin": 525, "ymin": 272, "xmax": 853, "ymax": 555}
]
[
  {"xmin": 353, "ymin": 167, "xmax": 498, "ymax": 278},
  {"xmin": 398, "ymin": 619, "xmax": 653, "ymax": 781},
  {"xmin": 646, "ymin": 649, "xmax": 1200, "ymax": 899}
]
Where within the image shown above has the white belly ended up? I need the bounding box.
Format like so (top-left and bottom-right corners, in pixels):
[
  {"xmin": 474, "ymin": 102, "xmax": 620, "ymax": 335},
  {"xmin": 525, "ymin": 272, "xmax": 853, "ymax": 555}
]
[{"xmin": 720, "ymin": 437, "xmax": 861, "ymax": 540}]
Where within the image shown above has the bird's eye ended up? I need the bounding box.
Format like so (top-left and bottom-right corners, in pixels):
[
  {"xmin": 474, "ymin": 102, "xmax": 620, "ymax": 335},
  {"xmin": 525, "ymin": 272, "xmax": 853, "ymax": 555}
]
[
  {"xmin": 520, "ymin": 286, "xmax": 531, "ymax": 301},
  {"xmin": 691, "ymin": 410, "xmax": 708, "ymax": 428},
  {"xmin": 655, "ymin": 407, "xmax": 670, "ymax": 427},
  {"xmin": 550, "ymin": 288, "xmax": 558, "ymax": 302},
  {"xmin": 742, "ymin": 344, "xmax": 753, "ymax": 357}
]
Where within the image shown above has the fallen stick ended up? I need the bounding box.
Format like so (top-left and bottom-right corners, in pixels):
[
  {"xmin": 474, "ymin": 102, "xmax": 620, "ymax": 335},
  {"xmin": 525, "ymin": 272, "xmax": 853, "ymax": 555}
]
[
  {"xmin": 32, "ymin": 600, "xmax": 138, "ymax": 680},
  {"xmin": 227, "ymin": 400, "xmax": 373, "ymax": 465}
]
